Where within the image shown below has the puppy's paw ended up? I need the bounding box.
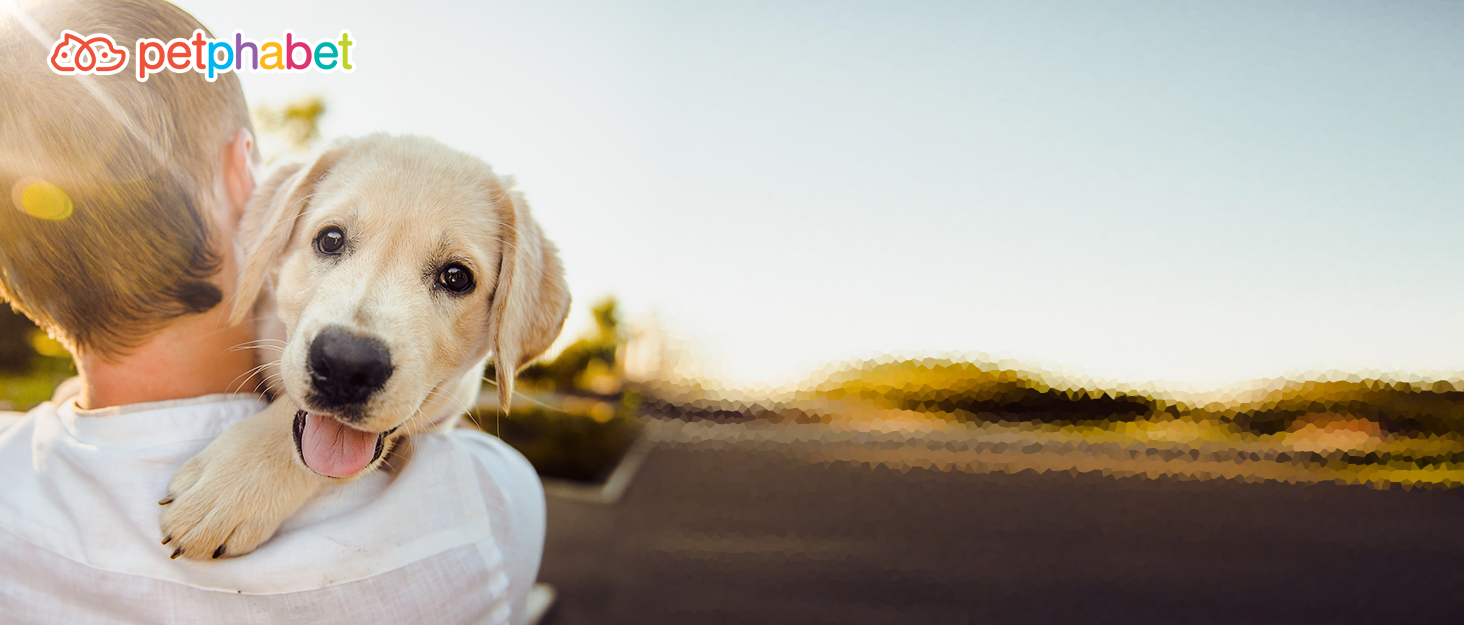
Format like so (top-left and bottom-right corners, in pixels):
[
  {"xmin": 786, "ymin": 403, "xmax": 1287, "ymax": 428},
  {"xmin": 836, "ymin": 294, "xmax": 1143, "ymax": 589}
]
[{"xmin": 159, "ymin": 403, "xmax": 321, "ymax": 561}]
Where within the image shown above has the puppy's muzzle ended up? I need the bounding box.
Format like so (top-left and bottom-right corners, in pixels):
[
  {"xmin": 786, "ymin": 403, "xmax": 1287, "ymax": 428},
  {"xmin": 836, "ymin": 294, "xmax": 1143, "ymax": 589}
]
[{"xmin": 307, "ymin": 326, "xmax": 394, "ymax": 410}]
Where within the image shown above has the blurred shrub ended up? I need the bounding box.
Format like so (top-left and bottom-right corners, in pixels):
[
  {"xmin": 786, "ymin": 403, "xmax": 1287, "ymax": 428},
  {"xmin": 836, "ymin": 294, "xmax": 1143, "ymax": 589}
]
[
  {"xmin": 1209, "ymin": 378, "xmax": 1464, "ymax": 436},
  {"xmin": 469, "ymin": 398, "xmax": 641, "ymax": 483},
  {"xmin": 0, "ymin": 306, "xmax": 36, "ymax": 373},
  {"xmin": 493, "ymin": 297, "xmax": 623, "ymax": 397},
  {"xmin": 0, "ymin": 305, "xmax": 75, "ymax": 411},
  {"xmin": 473, "ymin": 297, "xmax": 645, "ymax": 483}
]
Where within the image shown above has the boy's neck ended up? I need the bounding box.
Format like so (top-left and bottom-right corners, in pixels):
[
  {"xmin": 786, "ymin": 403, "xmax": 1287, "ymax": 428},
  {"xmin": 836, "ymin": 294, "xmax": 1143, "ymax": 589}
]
[{"xmin": 75, "ymin": 305, "xmax": 259, "ymax": 410}]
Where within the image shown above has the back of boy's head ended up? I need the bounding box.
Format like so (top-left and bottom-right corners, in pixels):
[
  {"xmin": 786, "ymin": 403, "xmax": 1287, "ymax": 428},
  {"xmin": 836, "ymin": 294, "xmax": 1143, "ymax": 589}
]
[{"xmin": 0, "ymin": 0, "xmax": 254, "ymax": 359}]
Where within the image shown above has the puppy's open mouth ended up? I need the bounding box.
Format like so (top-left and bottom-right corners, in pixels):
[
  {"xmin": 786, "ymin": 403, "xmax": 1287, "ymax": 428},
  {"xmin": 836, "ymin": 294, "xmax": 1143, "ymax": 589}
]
[{"xmin": 292, "ymin": 410, "xmax": 399, "ymax": 478}]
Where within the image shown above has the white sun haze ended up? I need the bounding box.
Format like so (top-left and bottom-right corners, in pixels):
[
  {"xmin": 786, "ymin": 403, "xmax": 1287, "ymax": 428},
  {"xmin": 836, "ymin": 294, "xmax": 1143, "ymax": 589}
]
[{"xmin": 180, "ymin": 0, "xmax": 1464, "ymax": 391}]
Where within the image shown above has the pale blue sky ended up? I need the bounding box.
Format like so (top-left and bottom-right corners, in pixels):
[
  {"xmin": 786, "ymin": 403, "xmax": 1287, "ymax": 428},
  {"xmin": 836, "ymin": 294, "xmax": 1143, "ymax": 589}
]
[{"xmin": 181, "ymin": 0, "xmax": 1464, "ymax": 388}]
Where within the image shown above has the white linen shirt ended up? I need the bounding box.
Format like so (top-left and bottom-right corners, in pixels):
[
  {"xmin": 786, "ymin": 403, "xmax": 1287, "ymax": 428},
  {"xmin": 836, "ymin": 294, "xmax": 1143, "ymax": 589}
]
[{"xmin": 0, "ymin": 388, "xmax": 545, "ymax": 625}]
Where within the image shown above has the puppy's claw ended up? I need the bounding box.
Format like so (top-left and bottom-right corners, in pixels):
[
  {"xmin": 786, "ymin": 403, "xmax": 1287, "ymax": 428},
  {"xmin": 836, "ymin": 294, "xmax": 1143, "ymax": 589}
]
[
  {"xmin": 170, "ymin": 548, "xmax": 183, "ymax": 560},
  {"xmin": 158, "ymin": 495, "xmax": 174, "ymax": 505},
  {"xmin": 161, "ymin": 535, "xmax": 172, "ymax": 546},
  {"xmin": 212, "ymin": 545, "xmax": 226, "ymax": 559}
]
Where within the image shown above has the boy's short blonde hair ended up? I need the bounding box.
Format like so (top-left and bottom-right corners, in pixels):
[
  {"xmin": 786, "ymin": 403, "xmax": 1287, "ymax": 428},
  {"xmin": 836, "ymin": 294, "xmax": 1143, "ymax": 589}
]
[{"xmin": 0, "ymin": 0, "xmax": 254, "ymax": 358}]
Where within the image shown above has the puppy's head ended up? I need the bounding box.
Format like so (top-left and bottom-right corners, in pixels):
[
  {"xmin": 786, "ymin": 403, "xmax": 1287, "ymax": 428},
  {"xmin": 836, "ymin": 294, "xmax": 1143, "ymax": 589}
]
[{"xmin": 232, "ymin": 134, "xmax": 569, "ymax": 477}]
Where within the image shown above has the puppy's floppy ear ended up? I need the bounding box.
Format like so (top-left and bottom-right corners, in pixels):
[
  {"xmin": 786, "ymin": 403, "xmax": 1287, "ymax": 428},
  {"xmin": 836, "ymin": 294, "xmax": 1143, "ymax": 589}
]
[
  {"xmin": 228, "ymin": 148, "xmax": 343, "ymax": 327},
  {"xmin": 487, "ymin": 187, "xmax": 571, "ymax": 412}
]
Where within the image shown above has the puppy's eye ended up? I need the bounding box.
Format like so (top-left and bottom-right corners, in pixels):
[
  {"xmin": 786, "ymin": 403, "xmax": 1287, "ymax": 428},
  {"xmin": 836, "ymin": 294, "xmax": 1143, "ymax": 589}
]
[
  {"xmin": 437, "ymin": 263, "xmax": 474, "ymax": 293},
  {"xmin": 314, "ymin": 226, "xmax": 345, "ymax": 255}
]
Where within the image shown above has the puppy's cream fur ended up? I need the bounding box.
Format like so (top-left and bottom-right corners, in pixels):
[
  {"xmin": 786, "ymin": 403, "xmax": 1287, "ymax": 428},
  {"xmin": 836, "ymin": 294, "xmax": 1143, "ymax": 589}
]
[{"xmin": 160, "ymin": 134, "xmax": 570, "ymax": 560}]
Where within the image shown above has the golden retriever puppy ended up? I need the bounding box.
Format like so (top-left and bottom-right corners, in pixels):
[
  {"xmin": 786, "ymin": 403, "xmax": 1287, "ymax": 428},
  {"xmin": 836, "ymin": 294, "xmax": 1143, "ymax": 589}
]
[{"xmin": 158, "ymin": 134, "xmax": 569, "ymax": 560}]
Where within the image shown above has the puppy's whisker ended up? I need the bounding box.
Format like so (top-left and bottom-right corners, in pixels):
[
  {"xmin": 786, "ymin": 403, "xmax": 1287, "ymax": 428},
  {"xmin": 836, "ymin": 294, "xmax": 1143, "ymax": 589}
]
[
  {"xmin": 480, "ymin": 376, "xmax": 559, "ymax": 411},
  {"xmin": 197, "ymin": 323, "xmax": 251, "ymax": 341},
  {"xmin": 225, "ymin": 362, "xmax": 274, "ymax": 395},
  {"xmin": 466, "ymin": 410, "xmax": 485, "ymax": 433},
  {"xmin": 231, "ymin": 339, "xmax": 287, "ymax": 346},
  {"xmin": 428, "ymin": 383, "xmax": 470, "ymax": 414},
  {"xmin": 288, "ymin": 192, "xmax": 325, "ymax": 218},
  {"xmin": 258, "ymin": 372, "xmax": 286, "ymax": 389},
  {"xmin": 477, "ymin": 234, "xmax": 521, "ymax": 256},
  {"xmin": 416, "ymin": 388, "xmax": 461, "ymax": 428},
  {"xmin": 224, "ymin": 344, "xmax": 286, "ymax": 354}
]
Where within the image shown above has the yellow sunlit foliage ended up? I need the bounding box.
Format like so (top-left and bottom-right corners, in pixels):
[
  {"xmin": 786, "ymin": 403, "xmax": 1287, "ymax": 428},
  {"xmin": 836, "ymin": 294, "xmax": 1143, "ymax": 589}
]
[{"xmin": 252, "ymin": 95, "xmax": 328, "ymax": 157}]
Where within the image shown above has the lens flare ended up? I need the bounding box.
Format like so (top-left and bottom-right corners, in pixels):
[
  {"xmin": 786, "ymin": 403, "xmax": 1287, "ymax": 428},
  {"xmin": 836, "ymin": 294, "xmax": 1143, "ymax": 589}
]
[{"xmin": 10, "ymin": 177, "xmax": 73, "ymax": 221}]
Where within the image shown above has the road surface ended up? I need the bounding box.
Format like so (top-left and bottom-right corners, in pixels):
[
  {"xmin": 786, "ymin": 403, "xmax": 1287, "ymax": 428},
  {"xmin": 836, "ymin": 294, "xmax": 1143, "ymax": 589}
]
[{"xmin": 536, "ymin": 423, "xmax": 1464, "ymax": 624}]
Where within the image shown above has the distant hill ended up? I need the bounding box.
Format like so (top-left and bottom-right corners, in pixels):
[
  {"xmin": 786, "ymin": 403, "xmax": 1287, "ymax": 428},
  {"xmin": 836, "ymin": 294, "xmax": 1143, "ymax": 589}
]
[
  {"xmin": 806, "ymin": 359, "xmax": 1161, "ymax": 421},
  {"xmin": 799, "ymin": 358, "xmax": 1464, "ymax": 436}
]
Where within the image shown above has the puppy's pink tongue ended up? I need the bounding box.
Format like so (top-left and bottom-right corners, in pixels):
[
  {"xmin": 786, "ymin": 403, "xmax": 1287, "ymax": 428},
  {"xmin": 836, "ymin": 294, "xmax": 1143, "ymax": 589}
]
[{"xmin": 300, "ymin": 412, "xmax": 377, "ymax": 478}]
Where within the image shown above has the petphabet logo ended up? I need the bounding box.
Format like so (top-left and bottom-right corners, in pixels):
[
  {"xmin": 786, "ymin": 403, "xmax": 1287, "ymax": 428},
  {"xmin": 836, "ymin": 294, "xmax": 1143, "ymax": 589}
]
[
  {"xmin": 48, "ymin": 31, "xmax": 129, "ymax": 75},
  {"xmin": 46, "ymin": 29, "xmax": 355, "ymax": 82}
]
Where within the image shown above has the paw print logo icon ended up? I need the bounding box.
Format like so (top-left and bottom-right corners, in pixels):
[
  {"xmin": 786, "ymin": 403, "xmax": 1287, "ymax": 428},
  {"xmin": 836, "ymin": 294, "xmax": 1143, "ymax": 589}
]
[{"xmin": 49, "ymin": 30, "xmax": 129, "ymax": 76}]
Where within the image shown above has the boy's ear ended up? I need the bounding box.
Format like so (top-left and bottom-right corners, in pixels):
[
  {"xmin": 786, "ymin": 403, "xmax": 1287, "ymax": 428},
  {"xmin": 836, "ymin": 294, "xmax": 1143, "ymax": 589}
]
[
  {"xmin": 228, "ymin": 147, "xmax": 343, "ymax": 326},
  {"xmin": 222, "ymin": 128, "xmax": 255, "ymax": 225},
  {"xmin": 487, "ymin": 188, "xmax": 571, "ymax": 412}
]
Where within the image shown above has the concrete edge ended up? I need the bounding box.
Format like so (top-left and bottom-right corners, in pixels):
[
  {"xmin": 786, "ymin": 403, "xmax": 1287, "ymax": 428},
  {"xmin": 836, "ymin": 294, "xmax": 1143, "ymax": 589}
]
[{"xmin": 540, "ymin": 423, "xmax": 657, "ymax": 505}]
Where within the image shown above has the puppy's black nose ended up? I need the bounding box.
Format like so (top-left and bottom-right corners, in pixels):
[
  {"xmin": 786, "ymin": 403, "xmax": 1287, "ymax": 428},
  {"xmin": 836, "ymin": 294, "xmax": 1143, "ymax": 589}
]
[{"xmin": 307, "ymin": 327, "xmax": 393, "ymax": 407}]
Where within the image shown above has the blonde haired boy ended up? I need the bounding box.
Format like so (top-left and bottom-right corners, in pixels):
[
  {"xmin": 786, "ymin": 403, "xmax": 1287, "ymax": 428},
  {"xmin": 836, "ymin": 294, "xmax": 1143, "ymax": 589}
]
[{"xmin": 0, "ymin": 1, "xmax": 544, "ymax": 622}]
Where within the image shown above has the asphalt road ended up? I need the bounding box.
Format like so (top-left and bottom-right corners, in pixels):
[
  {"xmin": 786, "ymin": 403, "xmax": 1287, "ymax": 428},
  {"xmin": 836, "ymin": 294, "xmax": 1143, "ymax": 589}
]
[{"xmin": 537, "ymin": 443, "xmax": 1464, "ymax": 624}]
